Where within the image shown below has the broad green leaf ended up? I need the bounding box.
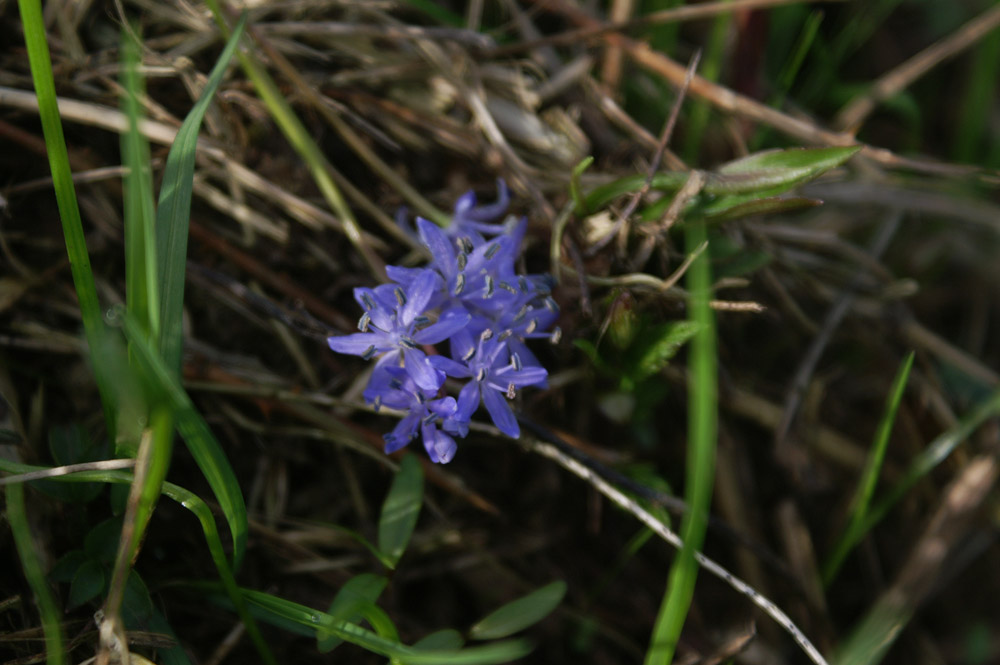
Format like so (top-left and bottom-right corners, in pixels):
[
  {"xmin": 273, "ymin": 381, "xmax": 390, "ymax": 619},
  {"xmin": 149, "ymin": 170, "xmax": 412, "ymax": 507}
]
[
  {"xmin": 50, "ymin": 550, "xmax": 88, "ymax": 583},
  {"xmin": 469, "ymin": 580, "xmax": 567, "ymax": 640},
  {"xmin": 122, "ymin": 571, "xmax": 154, "ymax": 626},
  {"xmin": 116, "ymin": 308, "xmax": 248, "ymax": 570},
  {"xmin": 156, "ymin": 13, "xmax": 247, "ymax": 377},
  {"xmin": 378, "ymin": 453, "xmax": 424, "ymax": 569},
  {"xmin": 68, "ymin": 559, "xmax": 105, "ymax": 608},
  {"xmin": 38, "ymin": 425, "xmax": 105, "ymax": 502},
  {"xmin": 318, "ymin": 573, "xmax": 390, "ymax": 652},
  {"xmin": 709, "ymin": 145, "xmax": 861, "ymax": 195},
  {"xmin": 700, "ymin": 195, "xmax": 822, "ymax": 222},
  {"xmin": 84, "ymin": 517, "xmax": 124, "ymax": 563},
  {"xmin": 413, "ymin": 630, "xmax": 465, "ymax": 651}
]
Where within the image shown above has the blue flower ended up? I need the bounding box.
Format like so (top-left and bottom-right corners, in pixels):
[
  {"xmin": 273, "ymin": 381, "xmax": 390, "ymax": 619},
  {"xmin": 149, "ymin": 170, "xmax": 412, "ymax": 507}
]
[
  {"xmin": 327, "ymin": 182, "xmax": 557, "ymax": 463},
  {"xmin": 433, "ymin": 332, "xmax": 547, "ymax": 438},
  {"xmin": 365, "ymin": 366, "xmax": 460, "ymax": 463},
  {"xmin": 450, "ymin": 178, "xmax": 511, "ymax": 239},
  {"xmin": 327, "ymin": 269, "xmax": 469, "ymax": 391}
]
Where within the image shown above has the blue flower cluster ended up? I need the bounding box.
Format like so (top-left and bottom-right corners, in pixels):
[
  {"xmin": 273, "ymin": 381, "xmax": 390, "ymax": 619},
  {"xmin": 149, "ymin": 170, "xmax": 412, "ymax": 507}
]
[{"xmin": 328, "ymin": 182, "xmax": 559, "ymax": 463}]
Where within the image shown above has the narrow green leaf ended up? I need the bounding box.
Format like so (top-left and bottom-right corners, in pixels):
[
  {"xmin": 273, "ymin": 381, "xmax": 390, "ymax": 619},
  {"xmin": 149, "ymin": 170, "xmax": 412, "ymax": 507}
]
[
  {"xmin": 7, "ymin": 482, "xmax": 65, "ymax": 665},
  {"xmin": 823, "ymin": 352, "xmax": 914, "ymax": 585},
  {"xmin": 378, "ymin": 453, "xmax": 424, "ymax": 569},
  {"xmin": 115, "ymin": 308, "xmax": 248, "ymax": 570},
  {"xmin": 469, "ymin": 581, "xmax": 567, "ymax": 640},
  {"xmin": 120, "ymin": 26, "xmax": 159, "ymax": 341},
  {"xmin": 583, "ymin": 171, "xmax": 689, "ymax": 214},
  {"xmin": 318, "ymin": 573, "xmax": 390, "ymax": 652},
  {"xmin": 860, "ymin": 384, "xmax": 1000, "ymax": 537},
  {"xmin": 156, "ymin": 13, "xmax": 247, "ymax": 376},
  {"xmin": 569, "ymin": 156, "xmax": 594, "ymax": 214},
  {"xmin": 832, "ymin": 596, "xmax": 912, "ymax": 665},
  {"xmin": 68, "ymin": 559, "xmax": 105, "ymax": 608},
  {"xmin": 17, "ymin": 0, "xmax": 116, "ymax": 434}
]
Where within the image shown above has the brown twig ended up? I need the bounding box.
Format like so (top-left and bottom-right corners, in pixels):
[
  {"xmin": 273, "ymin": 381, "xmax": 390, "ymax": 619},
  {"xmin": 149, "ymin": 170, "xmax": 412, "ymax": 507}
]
[{"xmin": 835, "ymin": 3, "xmax": 1000, "ymax": 132}]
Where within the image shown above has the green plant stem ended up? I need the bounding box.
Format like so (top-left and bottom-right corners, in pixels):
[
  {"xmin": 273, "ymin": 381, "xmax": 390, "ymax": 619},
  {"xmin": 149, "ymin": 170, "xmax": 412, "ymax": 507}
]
[
  {"xmin": 7, "ymin": 482, "xmax": 65, "ymax": 665},
  {"xmin": 0, "ymin": 460, "xmax": 275, "ymax": 665},
  {"xmin": 644, "ymin": 219, "xmax": 717, "ymax": 665},
  {"xmin": 18, "ymin": 0, "xmax": 115, "ymax": 433}
]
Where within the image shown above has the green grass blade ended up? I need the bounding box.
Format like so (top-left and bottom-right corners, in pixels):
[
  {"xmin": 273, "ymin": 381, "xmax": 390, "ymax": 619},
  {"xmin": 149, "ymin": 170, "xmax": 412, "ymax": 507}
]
[
  {"xmin": 6, "ymin": 482, "xmax": 65, "ymax": 665},
  {"xmin": 0, "ymin": 460, "xmax": 274, "ymax": 665},
  {"xmin": 202, "ymin": 1, "xmax": 394, "ymax": 272},
  {"xmin": 644, "ymin": 219, "xmax": 717, "ymax": 665},
  {"xmin": 859, "ymin": 384, "xmax": 1000, "ymax": 537},
  {"xmin": 377, "ymin": 453, "xmax": 424, "ymax": 569},
  {"xmin": 115, "ymin": 308, "xmax": 248, "ymax": 571},
  {"xmin": 156, "ymin": 13, "xmax": 247, "ymax": 377},
  {"xmin": 953, "ymin": 29, "xmax": 1000, "ymax": 165},
  {"xmin": 823, "ymin": 352, "xmax": 914, "ymax": 585},
  {"xmin": 120, "ymin": 26, "xmax": 159, "ymax": 340},
  {"xmin": 213, "ymin": 587, "xmax": 533, "ymax": 664},
  {"xmin": 17, "ymin": 0, "xmax": 115, "ymax": 433}
]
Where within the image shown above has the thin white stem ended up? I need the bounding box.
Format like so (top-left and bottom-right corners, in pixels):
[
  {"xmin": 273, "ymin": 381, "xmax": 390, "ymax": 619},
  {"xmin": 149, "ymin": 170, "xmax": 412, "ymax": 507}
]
[{"xmin": 527, "ymin": 437, "xmax": 829, "ymax": 665}]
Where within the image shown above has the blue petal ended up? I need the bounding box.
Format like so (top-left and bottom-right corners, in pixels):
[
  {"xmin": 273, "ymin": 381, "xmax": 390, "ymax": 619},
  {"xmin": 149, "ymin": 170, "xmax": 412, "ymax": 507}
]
[
  {"xmin": 465, "ymin": 179, "xmax": 510, "ymax": 222},
  {"xmin": 354, "ymin": 287, "xmax": 395, "ymax": 330},
  {"xmin": 328, "ymin": 332, "xmax": 383, "ymax": 356},
  {"xmin": 414, "ymin": 307, "xmax": 471, "ymax": 345},
  {"xmin": 433, "ymin": 431, "xmax": 457, "ymax": 464},
  {"xmin": 417, "ymin": 217, "xmax": 457, "ymax": 278},
  {"xmin": 448, "ymin": 327, "xmax": 476, "ymax": 364},
  {"xmin": 498, "ymin": 366, "xmax": 548, "ymax": 388},
  {"xmin": 422, "ymin": 423, "xmax": 457, "ymax": 464},
  {"xmin": 403, "ymin": 347, "xmax": 443, "ymax": 392},
  {"xmin": 401, "ymin": 269, "xmax": 438, "ymax": 326},
  {"xmin": 429, "ymin": 354, "xmax": 472, "ymax": 378},
  {"xmin": 455, "ymin": 381, "xmax": 480, "ymax": 422},
  {"xmin": 385, "ymin": 411, "xmax": 421, "ymax": 454},
  {"xmin": 482, "ymin": 386, "xmax": 519, "ymax": 438},
  {"xmin": 386, "ymin": 264, "xmax": 423, "ymax": 286}
]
